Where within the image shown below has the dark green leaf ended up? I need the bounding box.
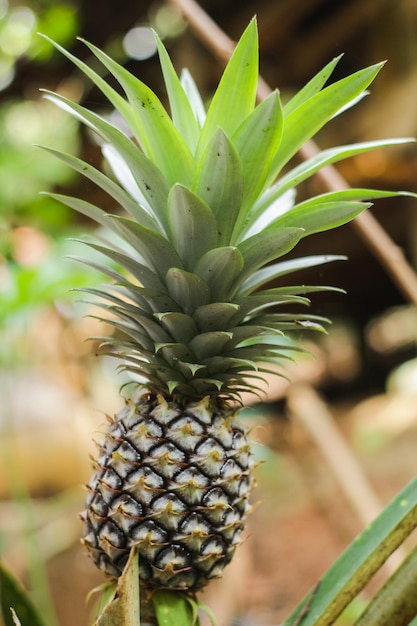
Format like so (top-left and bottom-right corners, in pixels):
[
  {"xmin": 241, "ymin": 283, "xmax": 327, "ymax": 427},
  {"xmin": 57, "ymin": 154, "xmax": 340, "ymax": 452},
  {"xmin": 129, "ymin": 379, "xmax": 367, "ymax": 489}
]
[
  {"xmin": 284, "ymin": 476, "xmax": 417, "ymax": 626},
  {"xmin": 165, "ymin": 268, "xmax": 210, "ymax": 315},
  {"xmin": 0, "ymin": 561, "xmax": 46, "ymax": 626},
  {"xmin": 194, "ymin": 247, "xmax": 244, "ymax": 301}
]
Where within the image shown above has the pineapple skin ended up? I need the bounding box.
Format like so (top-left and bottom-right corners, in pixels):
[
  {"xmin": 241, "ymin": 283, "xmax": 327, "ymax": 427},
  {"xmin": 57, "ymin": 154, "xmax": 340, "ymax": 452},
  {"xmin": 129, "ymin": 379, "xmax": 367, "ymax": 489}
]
[{"xmin": 81, "ymin": 393, "xmax": 253, "ymax": 591}]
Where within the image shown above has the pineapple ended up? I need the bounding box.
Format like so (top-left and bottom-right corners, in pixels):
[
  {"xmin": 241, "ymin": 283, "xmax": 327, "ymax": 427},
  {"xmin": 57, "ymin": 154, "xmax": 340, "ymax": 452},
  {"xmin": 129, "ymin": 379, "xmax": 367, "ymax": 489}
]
[{"xmin": 41, "ymin": 20, "xmax": 411, "ymax": 593}]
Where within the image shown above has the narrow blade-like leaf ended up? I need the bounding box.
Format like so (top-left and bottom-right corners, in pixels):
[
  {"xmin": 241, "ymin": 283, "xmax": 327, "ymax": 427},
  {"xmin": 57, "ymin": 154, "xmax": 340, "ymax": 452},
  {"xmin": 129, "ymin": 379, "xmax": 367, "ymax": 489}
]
[
  {"xmin": 43, "ymin": 90, "xmax": 171, "ymax": 230},
  {"xmin": 237, "ymin": 227, "xmax": 304, "ymax": 284},
  {"xmin": 196, "ymin": 18, "xmax": 259, "ymax": 158},
  {"xmin": 251, "ymin": 137, "xmax": 415, "ymax": 224},
  {"xmin": 269, "ymin": 62, "xmax": 385, "ymax": 180},
  {"xmin": 283, "ymin": 54, "xmax": 343, "ymax": 117},
  {"xmin": 80, "ymin": 38, "xmax": 195, "ymax": 186},
  {"xmin": 238, "ymin": 255, "xmax": 346, "ymax": 295},
  {"xmin": 231, "ymin": 90, "xmax": 283, "ymax": 236},
  {"xmin": 154, "ymin": 32, "xmax": 200, "ymax": 152},
  {"xmin": 38, "ymin": 145, "xmax": 161, "ymax": 231}
]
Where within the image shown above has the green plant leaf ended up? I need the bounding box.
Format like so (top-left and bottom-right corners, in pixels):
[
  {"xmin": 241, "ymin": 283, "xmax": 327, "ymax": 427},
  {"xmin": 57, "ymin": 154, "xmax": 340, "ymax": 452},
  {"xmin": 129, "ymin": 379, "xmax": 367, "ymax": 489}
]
[
  {"xmin": 42, "ymin": 90, "xmax": 171, "ymax": 230},
  {"xmin": 39, "ymin": 145, "xmax": 162, "ymax": 231},
  {"xmin": 237, "ymin": 255, "xmax": 346, "ymax": 295},
  {"xmin": 155, "ymin": 32, "xmax": 201, "ymax": 153},
  {"xmin": 108, "ymin": 215, "xmax": 184, "ymax": 280},
  {"xmin": 193, "ymin": 129, "xmax": 244, "ymax": 247},
  {"xmin": 38, "ymin": 34, "xmax": 137, "ymax": 132},
  {"xmin": 283, "ymin": 55, "xmax": 343, "ymax": 117},
  {"xmin": 284, "ymin": 475, "xmax": 417, "ymax": 626},
  {"xmin": 269, "ymin": 62, "xmax": 385, "ymax": 181},
  {"xmin": 272, "ymin": 199, "xmax": 370, "ymax": 237},
  {"xmin": 180, "ymin": 68, "xmax": 206, "ymax": 127},
  {"xmin": 76, "ymin": 239, "xmax": 166, "ymax": 291},
  {"xmin": 271, "ymin": 187, "xmax": 413, "ymax": 237},
  {"xmin": 194, "ymin": 246, "xmax": 244, "ymax": 301},
  {"xmin": 196, "ymin": 18, "xmax": 259, "ymax": 158},
  {"xmin": 80, "ymin": 38, "xmax": 195, "ymax": 187},
  {"xmin": 237, "ymin": 227, "xmax": 304, "ymax": 285},
  {"xmin": 167, "ymin": 184, "xmax": 218, "ymax": 270},
  {"xmin": 251, "ymin": 137, "xmax": 414, "ymax": 223},
  {"xmin": 165, "ymin": 268, "xmax": 210, "ymax": 315},
  {"xmin": 193, "ymin": 302, "xmax": 240, "ymax": 332},
  {"xmin": 152, "ymin": 590, "xmax": 196, "ymax": 626},
  {"xmin": 231, "ymin": 90, "xmax": 283, "ymax": 234},
  {"xmin": 96, "ymin": 546, "xmax": 140, "ymax": 626},
  {"xmin": 0, "ymin": 561, "xmax": 46, "ymax": 626}
]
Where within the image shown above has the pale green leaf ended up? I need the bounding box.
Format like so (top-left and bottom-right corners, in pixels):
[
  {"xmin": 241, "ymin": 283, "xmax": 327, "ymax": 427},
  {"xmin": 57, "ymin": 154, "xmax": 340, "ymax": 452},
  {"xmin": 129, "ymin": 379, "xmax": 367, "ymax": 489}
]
[
  {"xmin": 154, "ymin": 32, "xmax": 200, "ymax": 152},
  {"xmin": 193, "ymin": 129, "xmax": 244, "ymax": 246},
  {"xmin": 272, "ymin": 199, "xmax": 371, "ymax": 237},
  {"xmin": 269, "ymin": 62, "xmax": 385, "ymax": 181},
  {"xmin": 39, "ymin": 34, "xmax": 137, "ymax": 133},
  {"xmin": 231, "ymin": 90, "xmax": 283, "ymax": 237},
  {"xmin": 43, "ymin": 91, "xmax": 170, "ymax": 230},
  {"xmin": 271, "ymin": 186, "xmax": 412, "ymax": 237},
  {"xmin": 189, "ymin": 331, "xmax": 233, "ymax": 359},
  {"xmin": 251, "ymin": 137, "xmax": 414, "ymax": 224},
  {"xmin": 238, "ymin": 254, "xmax": 346, "ymax": 295},
  {"xmin": 193, "ymin": 302, "xmax": 240, "ymax": 331},
  {"xmin": 180, "ymin": 68, "xmax": 206, "ymax": 127},
  {"xmin": 196, "ymin": 18, "xmax": 259, "ymax": 158},
  {"xmin": 38, "ymin": 145, "xmax": 161, "ymax": 230},
  {"xmin": 167, "ymin": 184, "xmax": 218, "ymax": 270},
  {"xmin": 237, "ymin": 227, "xmax": 304, "ymax": 286},
  {"xmin": 283, "ymin": 54, "xmax": 343, "ymax": 117},
  {"xmin": 79, "ymin": 240, "xmax": 166, "ymax": 291},
  {"xmin": 80, "ymin": 38, "xmax": 195, "ymax": 186}
]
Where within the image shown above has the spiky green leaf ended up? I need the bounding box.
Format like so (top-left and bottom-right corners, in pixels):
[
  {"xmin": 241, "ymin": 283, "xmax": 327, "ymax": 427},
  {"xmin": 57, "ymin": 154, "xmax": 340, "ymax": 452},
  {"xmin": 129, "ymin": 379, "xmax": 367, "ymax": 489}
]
[
  {"xmin": 42, "ymin": 90, "xmax": 171, "ymax": 230},
  {"xmin": 269, "ymin": 62, "xmax": 385, "ymax": 181},
  {"xmin": 80, "ymin": 38, "xmax": 195, "ymax": 186},
  {"xmin": 231, "ymin": 90, "xmax": 283, "ymax": 234},
  {"xmin": 196, "ymin": 18, "xmax": 259, "ymax": 157},
  {"xmin": 283, "ymin": 54, "xmax": 343, "ymax": 117},
  {"xmin": 154, "ymin": 32, "xmax": 201, "ymax": 152},
  {"xmin": 238, "ymin": 254, "xmax": 346, "ymax": 295}
]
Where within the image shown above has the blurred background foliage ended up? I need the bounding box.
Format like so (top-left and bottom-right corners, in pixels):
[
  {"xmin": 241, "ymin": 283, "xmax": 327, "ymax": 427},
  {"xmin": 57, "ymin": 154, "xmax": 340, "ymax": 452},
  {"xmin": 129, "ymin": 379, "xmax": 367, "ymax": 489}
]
[{"xmin": 1, "ymin": 1, "xmax": 417, "ymax": 625}]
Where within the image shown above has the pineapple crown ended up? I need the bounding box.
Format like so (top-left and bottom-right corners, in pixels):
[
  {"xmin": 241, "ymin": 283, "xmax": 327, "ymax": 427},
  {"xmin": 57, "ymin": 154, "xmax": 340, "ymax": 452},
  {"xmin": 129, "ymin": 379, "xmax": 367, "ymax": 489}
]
[{"xmin": 40, "ymin": 19, "xmax": 413, "ymax": 401}]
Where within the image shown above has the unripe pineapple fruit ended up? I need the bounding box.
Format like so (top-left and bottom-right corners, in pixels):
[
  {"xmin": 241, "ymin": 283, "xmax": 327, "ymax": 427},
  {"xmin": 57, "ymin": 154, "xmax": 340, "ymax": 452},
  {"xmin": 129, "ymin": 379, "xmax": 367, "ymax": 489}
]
[{"xmin": 42, "ymin": 20, "xmax": 412, "ymax": 592}]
